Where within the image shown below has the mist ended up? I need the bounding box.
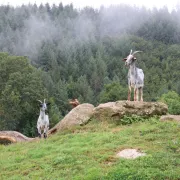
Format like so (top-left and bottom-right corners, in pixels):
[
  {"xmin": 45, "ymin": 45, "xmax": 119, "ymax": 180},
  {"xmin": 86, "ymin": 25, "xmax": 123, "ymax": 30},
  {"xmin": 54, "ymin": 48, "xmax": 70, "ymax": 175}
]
[{"xmin": 0, "ymin": 3, "xmax": 152, "ymax": 60}]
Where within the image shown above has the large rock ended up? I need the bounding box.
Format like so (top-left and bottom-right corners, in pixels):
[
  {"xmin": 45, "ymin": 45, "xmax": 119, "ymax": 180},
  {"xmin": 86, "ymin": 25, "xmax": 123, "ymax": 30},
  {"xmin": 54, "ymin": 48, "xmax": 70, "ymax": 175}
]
[
  {"xmin": 160, "ymin": 115, "xmax": 180, "ymax": 121},
  {"xmin": 93, "ymin": 101, "xmax": 168, "ymax": 120},
  {"xmin": 0, "ymin": 131, "xmax": 34, "ymax": 144},
  {"xmin": 48, "ymin": 103, "xmax": 94, "ymax": 134}
]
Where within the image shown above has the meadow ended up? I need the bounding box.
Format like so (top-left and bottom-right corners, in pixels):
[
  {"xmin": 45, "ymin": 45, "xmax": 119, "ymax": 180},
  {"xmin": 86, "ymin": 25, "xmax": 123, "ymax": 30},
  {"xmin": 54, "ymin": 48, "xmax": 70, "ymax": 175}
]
[{"xmin": 0, "ymin": 117, "xmax": 180, "ymax": 180}]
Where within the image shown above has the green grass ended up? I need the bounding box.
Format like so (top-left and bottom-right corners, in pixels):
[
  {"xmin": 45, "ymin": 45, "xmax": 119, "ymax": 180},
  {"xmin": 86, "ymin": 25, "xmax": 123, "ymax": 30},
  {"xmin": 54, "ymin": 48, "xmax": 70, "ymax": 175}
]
[{"xmin": 0, "ymin": 117, "xmax": 180, "ymax": 180}]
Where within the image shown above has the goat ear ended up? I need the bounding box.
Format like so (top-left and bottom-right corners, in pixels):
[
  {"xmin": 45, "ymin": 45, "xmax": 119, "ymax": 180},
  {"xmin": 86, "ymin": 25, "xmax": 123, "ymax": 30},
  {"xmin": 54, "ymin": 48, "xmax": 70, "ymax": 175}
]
[
  {"xmin": 133, "ymin": 57, "xmax": 136, "ymax": 60},
  {"xmin": 123, "ymin": 58, "xmax": 127, "ymax": 61},
  {"xmin": 46, "ymin": 102, "xmax": 51, "ymax": 106}
]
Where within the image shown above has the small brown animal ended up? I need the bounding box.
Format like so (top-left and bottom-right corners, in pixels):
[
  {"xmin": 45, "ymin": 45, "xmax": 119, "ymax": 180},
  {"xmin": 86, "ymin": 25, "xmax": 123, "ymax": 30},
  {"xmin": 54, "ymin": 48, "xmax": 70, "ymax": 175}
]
[{"xmin": 69, "ymin": 98, "xmax": 80, "ymax": 108}]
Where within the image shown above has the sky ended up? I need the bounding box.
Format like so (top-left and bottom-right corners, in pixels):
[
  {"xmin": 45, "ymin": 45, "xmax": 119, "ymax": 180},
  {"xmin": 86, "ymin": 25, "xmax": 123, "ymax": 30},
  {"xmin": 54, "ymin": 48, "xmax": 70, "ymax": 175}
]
[{"xmin": 1, "ymin": 0, "xmax": 180, "ymax": 11}]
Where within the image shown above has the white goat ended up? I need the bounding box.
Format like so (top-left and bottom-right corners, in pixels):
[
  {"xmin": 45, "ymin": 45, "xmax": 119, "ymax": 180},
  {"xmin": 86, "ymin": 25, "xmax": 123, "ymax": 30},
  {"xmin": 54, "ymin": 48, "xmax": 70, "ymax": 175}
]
[
  {"xmin": 37, "ymin": 99, "xmax": 50, "ymax": 138},
  {"xmin": 123, "ymin": 50, "xmax": 144, "ymax": 101}
]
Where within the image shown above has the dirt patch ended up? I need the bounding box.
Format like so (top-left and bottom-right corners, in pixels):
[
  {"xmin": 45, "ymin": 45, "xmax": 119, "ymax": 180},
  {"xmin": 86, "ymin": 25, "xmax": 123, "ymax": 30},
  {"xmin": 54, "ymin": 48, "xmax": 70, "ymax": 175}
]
[
  {"xmin": 111, "ymin": 127, "xmax": 122, "ymax": 133},
  {"xmin": 116, "ymin": 149, "xmax": 146, "ymax": 159}
]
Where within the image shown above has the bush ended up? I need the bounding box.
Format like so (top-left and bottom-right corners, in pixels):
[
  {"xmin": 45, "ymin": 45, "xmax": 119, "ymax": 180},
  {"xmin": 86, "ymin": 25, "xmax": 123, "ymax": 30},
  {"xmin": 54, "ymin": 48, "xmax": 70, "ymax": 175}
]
[
  {"xmin": 159, "ymin": 91, "xmax": 180, "ymax": 115},
  {"xmin": 112, "ymin": 115, "xmax": 150, "ymax": 125},
  {"xmin": 120, "ymin": 115, "xmax": 147, "ymax": 125}
]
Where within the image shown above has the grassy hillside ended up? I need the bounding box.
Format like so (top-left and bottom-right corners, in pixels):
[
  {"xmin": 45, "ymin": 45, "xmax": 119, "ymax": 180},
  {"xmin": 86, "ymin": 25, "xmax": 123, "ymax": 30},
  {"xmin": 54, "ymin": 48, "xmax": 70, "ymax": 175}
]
[{"xmin": 0, "ymin": 118, "xmax": 180, "ymax": 180}]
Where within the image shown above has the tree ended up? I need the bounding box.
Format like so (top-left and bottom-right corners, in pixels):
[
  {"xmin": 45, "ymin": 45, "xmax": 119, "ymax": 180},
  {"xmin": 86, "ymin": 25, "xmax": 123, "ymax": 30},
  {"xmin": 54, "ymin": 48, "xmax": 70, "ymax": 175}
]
[
  {"xmin": 0, "ymin": 53, "xmax": 47, "ymax": 136},
  {"xmin": 159, "ymin": 91, "xmax": 180, "ymax": 115},
  {"xmin": 67, "ymin": 75, "xmax": 94, "ymax": 104},
  {"xmin": 99, "ymin": 82, "xmax": 127, "ymax": 103}
]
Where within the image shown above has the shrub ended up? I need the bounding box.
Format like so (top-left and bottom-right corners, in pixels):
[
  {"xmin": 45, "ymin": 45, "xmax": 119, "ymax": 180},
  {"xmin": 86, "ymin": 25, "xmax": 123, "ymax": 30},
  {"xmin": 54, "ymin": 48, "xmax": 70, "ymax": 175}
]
[{"xmin": 159, "ymin": 91, "xmax": 180, "ymax": 115}]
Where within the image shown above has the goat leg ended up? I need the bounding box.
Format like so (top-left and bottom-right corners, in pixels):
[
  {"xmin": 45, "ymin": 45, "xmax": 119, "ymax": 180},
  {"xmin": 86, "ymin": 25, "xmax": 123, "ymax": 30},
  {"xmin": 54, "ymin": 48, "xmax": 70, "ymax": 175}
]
[
  {"xmin": 128, "ymin": 86, "xmax": 131, "ymax": 101},
  {"xmin": 140, "ymin": 87, "xmax": 143, "ymax": 101},
  {"xmin": 136, "ymin": 88, "xmax": 139, "ymax": 101},
  {"xmin": 134, "ymin": 88, "xmax": 137, "ymax": 101},
  {"xmin": 44, "ymin": 133, "xmax": 47, "ymax": 139},
  {"xmin": 37, "ymin": 127, "xmax": 41, "ymax": 138}
]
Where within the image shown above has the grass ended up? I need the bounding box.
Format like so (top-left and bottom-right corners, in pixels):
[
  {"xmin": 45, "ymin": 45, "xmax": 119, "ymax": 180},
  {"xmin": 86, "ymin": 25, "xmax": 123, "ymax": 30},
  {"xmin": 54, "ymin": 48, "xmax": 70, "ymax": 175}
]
[{"xmin": 0, "ymin": 117, "xmax": 180, "ymax": 180}]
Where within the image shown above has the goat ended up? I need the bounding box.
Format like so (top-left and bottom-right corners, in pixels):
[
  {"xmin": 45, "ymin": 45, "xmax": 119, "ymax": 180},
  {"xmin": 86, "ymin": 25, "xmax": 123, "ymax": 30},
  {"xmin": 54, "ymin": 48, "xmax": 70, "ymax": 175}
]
[
  {"xmin": 37, "ymin": 99, "xmax": 50, "ymax": 138},
  {"xmin": 123, "ymin": 50, "xmax": 144, "ymax": 101}
]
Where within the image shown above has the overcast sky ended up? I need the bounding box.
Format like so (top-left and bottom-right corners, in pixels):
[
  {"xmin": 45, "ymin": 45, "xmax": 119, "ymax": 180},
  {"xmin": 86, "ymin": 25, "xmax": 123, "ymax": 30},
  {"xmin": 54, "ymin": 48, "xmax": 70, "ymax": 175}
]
[{"xmin": 1, "ymin": 0, "xmax": 180, "ymax": 11}]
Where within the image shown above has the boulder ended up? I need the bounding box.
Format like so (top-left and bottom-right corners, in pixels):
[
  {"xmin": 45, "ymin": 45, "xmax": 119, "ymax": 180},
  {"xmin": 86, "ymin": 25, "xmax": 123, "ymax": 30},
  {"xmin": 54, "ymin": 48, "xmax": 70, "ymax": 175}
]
[
  {"xmin": 160, "ymin": 115, "xmax": 180, "ymax": 121},
  {"xmin": 48, "ymin": 103, "xmax": 94, "ymax": 134},
  {"xmin": 116, "ymin": 149, "xmax": 146, "ymax": 159},
  {"xmin": 0, "ymin": 131, "xmax": 34, "ymax": 144},
  {"xmin": 93, "ymin": 101, "xmax": 168, "ymax": 121}
]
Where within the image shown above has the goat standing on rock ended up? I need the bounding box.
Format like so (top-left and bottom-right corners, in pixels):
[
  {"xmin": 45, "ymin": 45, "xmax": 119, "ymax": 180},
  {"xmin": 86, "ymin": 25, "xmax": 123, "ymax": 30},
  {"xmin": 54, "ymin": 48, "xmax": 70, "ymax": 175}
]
[
  {"xmin": 37, "ymin": 99, "xmax": 50, "ymax": 138},
  {"xmin": 123, "ymin": 50, "xmax": 144, "ymax": 101}
]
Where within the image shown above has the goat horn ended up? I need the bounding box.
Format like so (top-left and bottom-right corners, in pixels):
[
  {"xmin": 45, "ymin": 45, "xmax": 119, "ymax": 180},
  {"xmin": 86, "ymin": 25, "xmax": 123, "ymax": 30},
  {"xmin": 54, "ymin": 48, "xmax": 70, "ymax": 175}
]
[
  {"xmin": 132, "ymin": 51, "xmax": 142, "ymax": 55},
  {"xmin": 37, "ymin": 100, "xmax": 42, "ymax": 103},
  {"xmin": 44, "ymin": 99, "xmax": 46, "ymax": 103},
  {"xmin": 130, "ymin": 49, "xmax": 132, "ymax": 55}
]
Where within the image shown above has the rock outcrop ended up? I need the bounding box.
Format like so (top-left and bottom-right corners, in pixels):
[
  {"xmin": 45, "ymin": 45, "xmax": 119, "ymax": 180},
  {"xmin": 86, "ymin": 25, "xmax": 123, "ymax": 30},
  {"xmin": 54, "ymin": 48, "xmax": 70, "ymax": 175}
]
[
  {"xmin": 93, "ymin": 101, "xmax": 168, "ymax": 121},
  {"xmin": 1, "ymin": 101, "xmax": 170, "ymax": 144},
  {"xmin": 160, "ymin": 115, "xmax": 180, "ymax": 121},
  {"xmin": 48, "ymin": 103, "xmax": 94, "ymax": 135},
  {"xmin": 0, "ymin": 131, "xmax": 35, "ymax": 144}
]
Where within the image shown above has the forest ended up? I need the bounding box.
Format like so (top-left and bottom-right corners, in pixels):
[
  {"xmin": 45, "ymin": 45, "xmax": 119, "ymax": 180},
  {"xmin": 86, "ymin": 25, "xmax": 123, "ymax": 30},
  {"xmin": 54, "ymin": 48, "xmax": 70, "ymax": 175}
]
[{"xmin": 0, "ymin": 3, "xmax": 180, "ymax": 137}]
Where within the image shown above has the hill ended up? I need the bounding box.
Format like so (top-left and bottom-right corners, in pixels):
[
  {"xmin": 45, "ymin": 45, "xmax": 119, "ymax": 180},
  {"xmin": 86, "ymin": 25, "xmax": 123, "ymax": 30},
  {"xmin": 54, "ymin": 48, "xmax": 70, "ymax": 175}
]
[
  {"xmin": 0, "ymin": 117, "xmax": 179, "ymax": 180},
  {"xmin": 1, "ymin": 4, "xmax": 180, "ymax": 137}
]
